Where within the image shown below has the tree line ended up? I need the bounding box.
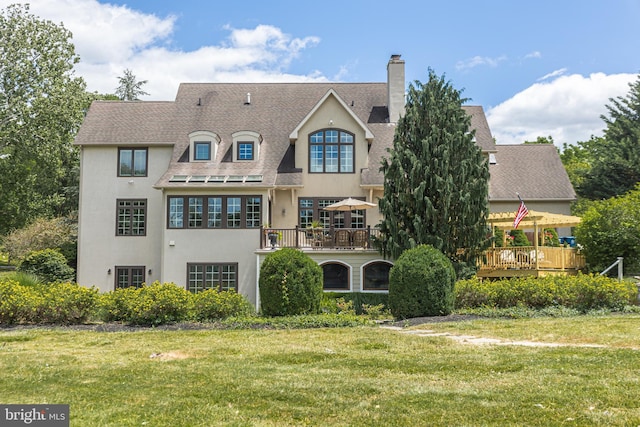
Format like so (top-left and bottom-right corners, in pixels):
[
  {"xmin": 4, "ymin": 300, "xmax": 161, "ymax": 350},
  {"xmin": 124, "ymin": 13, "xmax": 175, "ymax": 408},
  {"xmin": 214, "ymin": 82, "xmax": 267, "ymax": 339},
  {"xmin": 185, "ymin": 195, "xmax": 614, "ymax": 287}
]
[{"xmin": 0, "ymin": 4, "xmax": 148, "ymax": 237}]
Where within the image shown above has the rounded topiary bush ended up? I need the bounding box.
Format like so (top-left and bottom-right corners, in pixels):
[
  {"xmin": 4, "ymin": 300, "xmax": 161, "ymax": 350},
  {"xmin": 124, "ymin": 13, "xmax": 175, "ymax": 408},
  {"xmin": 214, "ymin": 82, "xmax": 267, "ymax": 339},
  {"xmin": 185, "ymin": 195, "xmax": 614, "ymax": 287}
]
[
  {"xmin": 259, "ymin": 248, "xmax": 323, "ymax": 316},
  {"xmin": 17, "ymin": 249, "xmax": 75, "ymax": 283},
  {"xmin": 388, "ymin": 245, "xmax": 456, "ymax": 319}
]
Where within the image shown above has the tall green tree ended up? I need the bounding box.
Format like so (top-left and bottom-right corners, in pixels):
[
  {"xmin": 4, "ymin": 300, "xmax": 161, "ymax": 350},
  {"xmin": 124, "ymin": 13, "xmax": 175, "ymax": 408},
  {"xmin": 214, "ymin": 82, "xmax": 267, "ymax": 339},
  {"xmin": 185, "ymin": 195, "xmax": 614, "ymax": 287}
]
[
  {"xmin": 115, "ymin": 69, "xmax": 149, "ymax": 101},
  {"xmin": 0, "ymin": 4, "xmax": 88, "ymax": 234},
  {"xmin": 578, "ymin": 74, "xmax": 640, "ymax": 200},
  {"xmin": 378, "ymin": 69, "xmax": 490, "ymax": 273},
  {"xmin": 575, "ymin": 184, "xmax": 640, "ymax": 274}
]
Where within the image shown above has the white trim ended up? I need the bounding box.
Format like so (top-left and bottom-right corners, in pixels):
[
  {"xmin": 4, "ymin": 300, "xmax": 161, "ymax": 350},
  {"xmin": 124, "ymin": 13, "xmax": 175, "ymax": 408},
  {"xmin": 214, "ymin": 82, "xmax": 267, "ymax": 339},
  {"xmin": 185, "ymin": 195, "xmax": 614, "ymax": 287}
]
[
  {"xmin": 188, "ymin": 131, "xmax": 220, "ymax": 162},
  {"xmin": 360, "ymin": 259, "xmax": 393, "ymax": 293},
  {"xmin": 318, "ymin": 259, "xmax": 353, "ymax": 292}
]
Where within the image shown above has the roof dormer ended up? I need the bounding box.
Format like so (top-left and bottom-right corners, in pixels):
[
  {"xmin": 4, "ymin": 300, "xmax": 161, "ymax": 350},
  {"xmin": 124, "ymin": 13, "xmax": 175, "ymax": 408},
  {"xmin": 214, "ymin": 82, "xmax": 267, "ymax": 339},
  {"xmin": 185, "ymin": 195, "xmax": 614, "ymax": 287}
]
[
  {"xmin": 189, "ymin": 131, "xmax": 220, "ymax": 162},
  {"xmin": 232, "ymin": 131, "xmax": 262, "ymax": 162}
]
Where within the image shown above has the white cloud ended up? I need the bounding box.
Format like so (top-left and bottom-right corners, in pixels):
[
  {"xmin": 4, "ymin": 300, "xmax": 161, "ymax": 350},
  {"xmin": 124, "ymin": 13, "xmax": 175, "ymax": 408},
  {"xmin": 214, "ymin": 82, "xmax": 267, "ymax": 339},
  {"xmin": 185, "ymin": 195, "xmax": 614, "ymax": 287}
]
[
  {"xmin": 486, "ymin": 72, "xmax": 636, "ymax": 147},
  {"xmin": 456, "ymin": 55, "xmax": 507, "ymax": 71},
  {"xmin": 0, "ymin": 0, "xmax": 324, "ymax": 100},
  {"xmin": 524, "ymin": 51, "xmax": 542, "ymax": 59},
  {"xmin": 538, "ymin": 68, "xmax": 567, "ymax": 81}
]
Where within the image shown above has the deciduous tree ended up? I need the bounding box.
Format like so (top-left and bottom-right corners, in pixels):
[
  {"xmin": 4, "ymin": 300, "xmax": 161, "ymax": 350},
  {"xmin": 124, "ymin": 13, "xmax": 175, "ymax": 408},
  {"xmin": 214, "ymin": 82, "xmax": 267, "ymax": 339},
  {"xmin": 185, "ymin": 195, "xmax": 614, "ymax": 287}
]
[
  {"xmin": 378, "ymin": 69, "xmax": 490, "ymax": 275},
  {"xmin": 575, "ymin": 184, "xmax": 640, "ymax": 274},
  {"xmin": 0, "ymin": 4, "xmax": 88, "ymax": 234}
]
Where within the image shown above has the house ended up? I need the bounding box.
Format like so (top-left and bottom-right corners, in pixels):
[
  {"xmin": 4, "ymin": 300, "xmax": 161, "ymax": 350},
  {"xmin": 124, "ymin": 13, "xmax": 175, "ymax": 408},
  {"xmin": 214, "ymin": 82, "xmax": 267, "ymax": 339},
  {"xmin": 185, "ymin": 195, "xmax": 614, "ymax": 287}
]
[{"xmin": 74, "ymin": 54, "xmax": 575, "ymax": 306}]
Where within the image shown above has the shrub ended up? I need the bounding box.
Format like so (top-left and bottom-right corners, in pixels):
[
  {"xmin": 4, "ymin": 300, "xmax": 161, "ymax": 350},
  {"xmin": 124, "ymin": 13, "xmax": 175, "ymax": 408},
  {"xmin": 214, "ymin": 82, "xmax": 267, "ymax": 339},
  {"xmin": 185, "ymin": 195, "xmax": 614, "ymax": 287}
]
[
  {"xmin": 192, "ymin": 290, "xmax": 255, "ymax": 321},
  {"xmin": 9, "ymin": 271, "xmax": 43, "ymax": 287},
  {"xmin": 99, "ymin": 282, "xmax": 193, "ymax": 326},
  {"xmin": 0, "ymin": 280, "xmax": 98, "ymax": 325},
  {"xmin": 388, "ymin": 245, "xmax": 456, "ymax": 319},
  {"xmin": 0, "ymin": 280, "xmax": 40, "ymax": 324},
  {"xmin": 35, "ymin": 282, "xmax": 99, "ymax": 324},
  {"xmin": 455, "ymin": 273, "xmax": 637, "ymax": 312},
  {"xmin": 322, "ymin": 292, "xmax": 389, "ymax": 315},
  {"xmin": 1, "ymin": 216, "xmax": 77, "ymax": 263},
  {"xmin": 99, "ymin": 287, "xmax": 137, "ymax": 323},
  {"xmin": 17, "ymin": 249, "xmax": 75, "ymax": 283},
  {"xmin": 543, "ymin": 228, "xmax": 560, "ymax": 247},
  {"xmin": 575, "ymin": 186, "xmax": 640, "ymax": 274},
  {"xmin": 509, "ymin": 229, "xmax": 530, "ymax": 246},
  {"xmin": 259, "ymin": 248, "xmax": 323, "ymax": 316}
]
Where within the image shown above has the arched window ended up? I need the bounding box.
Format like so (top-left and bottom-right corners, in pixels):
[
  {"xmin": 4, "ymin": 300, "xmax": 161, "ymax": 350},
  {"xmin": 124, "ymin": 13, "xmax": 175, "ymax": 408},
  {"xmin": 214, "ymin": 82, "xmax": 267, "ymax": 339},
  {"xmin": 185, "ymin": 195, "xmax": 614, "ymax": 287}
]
[
  {"xmin": 309, "ymin": 129, "xmax": 354, "ymax": 173},
  {"xmin": 321, "ymin": 262, "xmax": 350, "ymax": 291},
  {"xmin": 363, "ymin": 261, "xmax": 392, "ymax": 291}
]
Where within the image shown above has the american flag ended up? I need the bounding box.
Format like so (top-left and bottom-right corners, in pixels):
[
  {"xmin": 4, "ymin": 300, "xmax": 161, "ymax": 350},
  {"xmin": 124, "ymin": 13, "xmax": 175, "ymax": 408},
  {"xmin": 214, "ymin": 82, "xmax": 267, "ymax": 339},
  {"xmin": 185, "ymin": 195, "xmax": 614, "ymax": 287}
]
[{"xmin": 513, "ymin": 199, "xmax": 529, "ymax": 229}]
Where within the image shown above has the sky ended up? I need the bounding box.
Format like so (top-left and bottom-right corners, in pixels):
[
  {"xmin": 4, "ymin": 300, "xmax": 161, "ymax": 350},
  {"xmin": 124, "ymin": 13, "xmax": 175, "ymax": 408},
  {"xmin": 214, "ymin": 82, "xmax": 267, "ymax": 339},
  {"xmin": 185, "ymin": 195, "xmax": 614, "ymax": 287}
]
[{"xmin": 2, "ymin": 0, "xmax": 639, "ymax": 148}]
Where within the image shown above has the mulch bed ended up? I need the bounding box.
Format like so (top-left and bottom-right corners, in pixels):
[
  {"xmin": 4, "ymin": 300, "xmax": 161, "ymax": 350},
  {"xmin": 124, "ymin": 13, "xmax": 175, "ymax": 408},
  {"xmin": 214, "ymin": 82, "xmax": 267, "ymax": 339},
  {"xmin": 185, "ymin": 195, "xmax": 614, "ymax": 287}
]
[{"xmin": 0, "ymin": 314, "xmax": 484, "ymax": 332}]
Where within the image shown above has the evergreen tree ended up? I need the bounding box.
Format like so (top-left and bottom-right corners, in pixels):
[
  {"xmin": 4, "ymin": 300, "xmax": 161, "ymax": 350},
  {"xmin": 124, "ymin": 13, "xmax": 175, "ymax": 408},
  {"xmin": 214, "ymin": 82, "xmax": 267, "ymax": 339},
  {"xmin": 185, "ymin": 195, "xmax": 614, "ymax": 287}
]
[
  {"xmin": 378, "ymin": 69, "xmax": 490, "ymax": 271},
  {"xmin": 115, "ymin": 69, "xmax": 149, "ymax": 101},
  {"xmin": 579, "ymin": 74, "xmax": 640, "ymax": 199}
]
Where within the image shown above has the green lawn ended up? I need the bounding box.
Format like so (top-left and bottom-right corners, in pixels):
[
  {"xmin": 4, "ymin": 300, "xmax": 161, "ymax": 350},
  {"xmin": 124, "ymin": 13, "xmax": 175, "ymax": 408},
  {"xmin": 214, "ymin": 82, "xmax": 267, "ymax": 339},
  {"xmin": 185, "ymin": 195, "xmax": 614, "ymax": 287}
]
[{"xmin": 1, "ymin": 315, "xmax": 640, "ymax": 426}]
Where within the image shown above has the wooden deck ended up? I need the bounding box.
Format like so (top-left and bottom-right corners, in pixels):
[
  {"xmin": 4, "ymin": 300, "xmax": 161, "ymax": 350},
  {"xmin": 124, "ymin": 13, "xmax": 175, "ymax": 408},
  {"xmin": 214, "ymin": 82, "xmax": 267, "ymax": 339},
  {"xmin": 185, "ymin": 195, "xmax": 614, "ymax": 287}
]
[{"xmin": 477, "ymin": 246, "xmax": 586, "ymax": 278}]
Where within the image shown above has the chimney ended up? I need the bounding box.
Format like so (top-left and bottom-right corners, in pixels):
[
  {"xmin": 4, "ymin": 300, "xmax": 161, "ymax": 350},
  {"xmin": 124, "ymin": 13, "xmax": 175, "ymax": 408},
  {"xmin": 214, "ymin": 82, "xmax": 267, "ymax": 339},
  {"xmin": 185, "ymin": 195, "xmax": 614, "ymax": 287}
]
[{"xmin": 387, "ymin": 54, "xmax": 405, "ymax": 123}]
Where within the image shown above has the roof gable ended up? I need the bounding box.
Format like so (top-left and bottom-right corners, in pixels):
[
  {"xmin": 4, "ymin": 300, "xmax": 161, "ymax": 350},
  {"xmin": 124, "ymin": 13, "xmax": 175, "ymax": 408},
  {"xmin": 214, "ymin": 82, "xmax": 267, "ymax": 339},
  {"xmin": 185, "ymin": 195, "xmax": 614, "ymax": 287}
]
[
  {"xmin": 488, "ymin": 144, "xmax": 576, "ymax": 201},
  {"xmin": 288, "ymin": 89, "xmax": 374, "ymax": 143}
]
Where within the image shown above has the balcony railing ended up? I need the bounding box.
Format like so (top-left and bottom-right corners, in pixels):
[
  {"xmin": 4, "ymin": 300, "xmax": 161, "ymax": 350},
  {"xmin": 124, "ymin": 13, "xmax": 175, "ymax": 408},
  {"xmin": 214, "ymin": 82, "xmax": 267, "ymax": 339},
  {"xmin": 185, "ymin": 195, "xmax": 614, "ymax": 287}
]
[
  {"xmin": 260, "ymin": 226, "xmax": 381, "ymax": 250},
  {"xmin": 477, "ymin": 246, "xmax": 586, "ymax": 272}
]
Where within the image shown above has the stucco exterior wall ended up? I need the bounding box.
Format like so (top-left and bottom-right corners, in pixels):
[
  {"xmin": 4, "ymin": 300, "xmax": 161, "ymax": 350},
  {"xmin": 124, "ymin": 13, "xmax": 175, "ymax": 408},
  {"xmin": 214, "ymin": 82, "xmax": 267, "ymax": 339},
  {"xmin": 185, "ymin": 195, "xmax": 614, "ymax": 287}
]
[
  {"xmin": 159, "ymin": 189, "xmax": 269, "ymax": 304},
  {"xmin": 76, "ymin": 145, "xmax": 173, "ymax": 292}
]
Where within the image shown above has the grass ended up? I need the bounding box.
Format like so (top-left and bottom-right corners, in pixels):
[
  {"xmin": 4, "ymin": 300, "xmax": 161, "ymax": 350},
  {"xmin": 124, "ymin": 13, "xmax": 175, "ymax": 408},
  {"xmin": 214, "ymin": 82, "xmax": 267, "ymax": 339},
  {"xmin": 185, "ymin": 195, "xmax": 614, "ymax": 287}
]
[{"xmin": 1, "ymin": 315, "xmax": 640, "ymax": 426}]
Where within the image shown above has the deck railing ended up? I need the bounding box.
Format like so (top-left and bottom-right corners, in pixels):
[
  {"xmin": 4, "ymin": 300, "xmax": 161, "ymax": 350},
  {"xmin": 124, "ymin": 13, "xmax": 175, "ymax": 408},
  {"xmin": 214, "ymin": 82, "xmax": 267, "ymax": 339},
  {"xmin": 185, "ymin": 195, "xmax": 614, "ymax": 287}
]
[
  {"xmin": 260, "ymin": 226, "xmax": 381, "ymax": 250},
  {"xmin": 478, "ymin": 246, "xmax": 586, "ymax": 271}
]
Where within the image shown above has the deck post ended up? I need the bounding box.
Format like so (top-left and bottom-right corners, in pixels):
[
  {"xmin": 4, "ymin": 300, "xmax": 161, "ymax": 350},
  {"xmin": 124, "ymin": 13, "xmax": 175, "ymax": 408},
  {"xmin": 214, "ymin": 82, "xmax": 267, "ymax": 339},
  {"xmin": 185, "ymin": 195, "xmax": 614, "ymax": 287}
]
[{"xmin": 533, "ymin": 221, "xmax": 539, "ymax": 270}]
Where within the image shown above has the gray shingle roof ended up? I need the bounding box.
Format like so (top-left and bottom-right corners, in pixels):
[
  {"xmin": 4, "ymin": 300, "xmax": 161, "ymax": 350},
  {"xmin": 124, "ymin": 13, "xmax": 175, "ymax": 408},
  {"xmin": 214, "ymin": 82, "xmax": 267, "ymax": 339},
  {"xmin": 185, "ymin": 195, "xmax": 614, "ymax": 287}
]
[
  {"xmin": 489, "ymin": 144, "xmax": 576, "ymax": 201},
  {"xmin": 75, "ymin": 101, "xmax": 177, "ymax": 145},
  {"xmin": 74, "ymin": 83, "xmax": 501, "ymax": 190}
]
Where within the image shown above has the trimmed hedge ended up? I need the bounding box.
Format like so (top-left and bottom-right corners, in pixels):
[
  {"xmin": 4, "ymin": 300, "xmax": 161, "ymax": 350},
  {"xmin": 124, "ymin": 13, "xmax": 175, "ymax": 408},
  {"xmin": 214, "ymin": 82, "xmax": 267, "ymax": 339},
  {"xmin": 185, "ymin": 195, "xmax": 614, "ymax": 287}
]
[{"xmin": 455, "ymin": 273, "xmax": 637, "ymax": 312}]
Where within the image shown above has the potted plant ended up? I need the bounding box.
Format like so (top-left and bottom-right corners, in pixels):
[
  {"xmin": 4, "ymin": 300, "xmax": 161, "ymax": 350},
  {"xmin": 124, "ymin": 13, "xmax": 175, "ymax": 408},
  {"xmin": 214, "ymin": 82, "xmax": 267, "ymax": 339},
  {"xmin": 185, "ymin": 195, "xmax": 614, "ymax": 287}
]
[
  {"xmin": 306, "ymin": 220, "xmax": 324, "ymax": 246},
  {"xmin": 264, "ymin": 223, "xmax": 281, "ymax": 249}
]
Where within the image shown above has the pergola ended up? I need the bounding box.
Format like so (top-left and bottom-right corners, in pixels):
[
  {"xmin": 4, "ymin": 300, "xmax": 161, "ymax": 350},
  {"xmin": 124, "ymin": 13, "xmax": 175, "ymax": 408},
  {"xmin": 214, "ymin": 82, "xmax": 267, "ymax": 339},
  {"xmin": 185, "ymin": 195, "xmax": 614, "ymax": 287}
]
[
  {"xmin": 488, "ymin": 210, "xmax": 582, "ymax": 231},
  {"xmin": 486, "ymin": 210, "xmax": 582, "ymax": 271}
]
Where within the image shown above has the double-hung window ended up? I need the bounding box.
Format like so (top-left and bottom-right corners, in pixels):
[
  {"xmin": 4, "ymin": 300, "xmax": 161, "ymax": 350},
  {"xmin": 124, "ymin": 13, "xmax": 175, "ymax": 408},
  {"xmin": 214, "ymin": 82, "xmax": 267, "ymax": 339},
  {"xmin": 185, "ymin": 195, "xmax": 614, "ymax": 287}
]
[
  {"xmin": 116, "ymin": 199, "xmax": 147, "ymax": 236},
  {"xmin": 309, "ymin": 129, "xmax": 354, "ymax": 173},
  {"xmin": 118, "ymin": 148, "xmax": 147, "ymax": 177}
]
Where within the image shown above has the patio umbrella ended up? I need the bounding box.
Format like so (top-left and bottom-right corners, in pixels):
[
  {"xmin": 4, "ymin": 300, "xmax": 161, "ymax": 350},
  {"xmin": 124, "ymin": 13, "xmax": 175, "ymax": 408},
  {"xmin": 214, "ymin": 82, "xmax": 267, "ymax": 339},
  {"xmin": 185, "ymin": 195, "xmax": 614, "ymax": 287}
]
[{"xmin": 323, "ymin": 197, "xmax": 377, "ymax": 211}]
